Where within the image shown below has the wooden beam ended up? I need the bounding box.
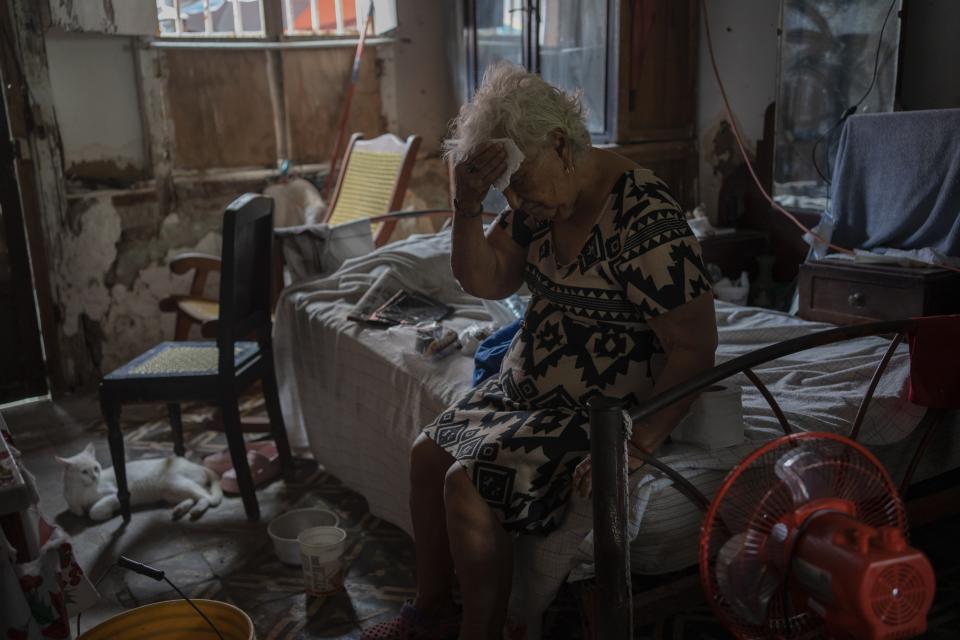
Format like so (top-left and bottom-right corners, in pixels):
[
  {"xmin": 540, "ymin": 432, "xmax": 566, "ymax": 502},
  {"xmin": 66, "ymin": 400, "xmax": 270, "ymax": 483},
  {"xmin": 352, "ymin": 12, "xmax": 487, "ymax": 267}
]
[
  {"xmin": 0, "ymin": 0, "xmax": 66, "ymax": 391},
  {"xmin": 263, "ymin": 0, "xmax": 289, "ymax": 163}
]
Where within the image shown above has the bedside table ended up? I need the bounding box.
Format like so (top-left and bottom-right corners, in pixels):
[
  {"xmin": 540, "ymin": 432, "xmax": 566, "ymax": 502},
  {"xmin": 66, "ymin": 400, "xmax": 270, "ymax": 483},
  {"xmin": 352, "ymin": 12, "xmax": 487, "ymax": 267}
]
[{"xmin": 798, "ymin": 260, "xmax": 960, "ymax": 325}]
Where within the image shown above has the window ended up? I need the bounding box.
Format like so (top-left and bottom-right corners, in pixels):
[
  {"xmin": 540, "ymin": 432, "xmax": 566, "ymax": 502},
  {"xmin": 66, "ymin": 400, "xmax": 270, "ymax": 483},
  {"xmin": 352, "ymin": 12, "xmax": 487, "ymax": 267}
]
[
  {"xmin": 156, "ymin": 0, "xmax": 265, "ymax": 37},
  {"xmin": 465, "ymin": 0, "xmax": 616, "ymax": 141},
  {"xmin": 538, "ymin": 0, "xmax": 610, "ymax": 136},
  {"xmin": 773, "ymin": 0, "xmax": 901, "ymax": 211},
  {"xmin": 282, "ymin": 0, "xmax": 360, "ymax": 36}
]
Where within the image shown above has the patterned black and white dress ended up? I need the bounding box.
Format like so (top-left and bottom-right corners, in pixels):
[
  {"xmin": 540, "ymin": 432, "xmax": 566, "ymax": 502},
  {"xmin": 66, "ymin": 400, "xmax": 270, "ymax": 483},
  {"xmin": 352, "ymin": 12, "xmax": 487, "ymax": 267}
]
[{"xmin": 422, "ymin": 168, "xmax": 712, "ymax": 534}]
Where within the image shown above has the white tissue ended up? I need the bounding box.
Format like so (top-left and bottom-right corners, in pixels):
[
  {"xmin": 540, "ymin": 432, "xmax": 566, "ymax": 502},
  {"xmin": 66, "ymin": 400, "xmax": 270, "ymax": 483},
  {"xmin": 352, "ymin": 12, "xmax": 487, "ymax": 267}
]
[{"xmin": 489, "ymin": 138, "xmax": 525, "ymax": 192}]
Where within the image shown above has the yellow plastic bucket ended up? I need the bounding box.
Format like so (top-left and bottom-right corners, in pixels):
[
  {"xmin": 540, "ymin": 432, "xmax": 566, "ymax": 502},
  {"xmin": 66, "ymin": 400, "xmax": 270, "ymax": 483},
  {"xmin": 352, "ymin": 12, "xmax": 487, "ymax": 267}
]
[{"xmin": 78, "ymin": 599, "xmax": 254, "ymax": 639}]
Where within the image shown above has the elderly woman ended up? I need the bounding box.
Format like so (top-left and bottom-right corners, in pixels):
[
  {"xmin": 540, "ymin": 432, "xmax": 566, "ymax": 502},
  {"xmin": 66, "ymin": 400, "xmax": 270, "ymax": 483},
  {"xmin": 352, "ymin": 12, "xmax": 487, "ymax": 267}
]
[{"xmin": 363, "ymin": 63, "xmax": 717, "ymax": 640}]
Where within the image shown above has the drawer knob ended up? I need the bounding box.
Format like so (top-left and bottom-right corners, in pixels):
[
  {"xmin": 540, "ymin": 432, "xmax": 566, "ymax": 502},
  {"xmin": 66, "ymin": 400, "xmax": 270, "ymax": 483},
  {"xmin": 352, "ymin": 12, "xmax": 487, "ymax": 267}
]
[{"xmin": 848, "ymin": 292, "xmax": 865, "ymax": 308}]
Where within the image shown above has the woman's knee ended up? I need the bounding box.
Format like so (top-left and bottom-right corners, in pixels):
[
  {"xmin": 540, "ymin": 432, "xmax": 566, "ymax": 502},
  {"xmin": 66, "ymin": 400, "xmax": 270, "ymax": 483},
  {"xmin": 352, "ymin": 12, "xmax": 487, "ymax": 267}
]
[
  {"xmin": 410, "ymin": 434, "xmax": 454, "ymax": 488},
  {"xmin": 443, "ymin": 461, "xmax": 481, "ymax": 512}
]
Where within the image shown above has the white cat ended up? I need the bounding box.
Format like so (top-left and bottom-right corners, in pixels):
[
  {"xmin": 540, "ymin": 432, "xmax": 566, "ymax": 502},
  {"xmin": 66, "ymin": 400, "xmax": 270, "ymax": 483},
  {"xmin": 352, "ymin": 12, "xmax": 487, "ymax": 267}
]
[{"xmin": 56, "ymin": 443, "xmax": 223, "ymax": 521}]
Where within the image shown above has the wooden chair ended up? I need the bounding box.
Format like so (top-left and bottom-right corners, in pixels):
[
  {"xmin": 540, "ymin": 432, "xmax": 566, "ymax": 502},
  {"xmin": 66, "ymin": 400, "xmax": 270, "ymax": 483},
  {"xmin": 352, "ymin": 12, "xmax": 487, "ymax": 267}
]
[
  {"xmin": 325, "ymin": 132, "xmax": 421, "ymax": 246},
  {"xmin": 159, "ymin": 132, "xmax": 421, "ymax": 341},
  {"xmin": 99, "ymin": 194, "xmax": 294, "ymax": 522}
]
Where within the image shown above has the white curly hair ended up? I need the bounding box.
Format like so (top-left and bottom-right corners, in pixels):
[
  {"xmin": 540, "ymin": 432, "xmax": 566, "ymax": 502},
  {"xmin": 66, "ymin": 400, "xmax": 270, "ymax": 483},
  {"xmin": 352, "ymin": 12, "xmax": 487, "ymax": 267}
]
[{"xmin": 442, "ymin": 61, "xmax": 591, "ymax": 164}]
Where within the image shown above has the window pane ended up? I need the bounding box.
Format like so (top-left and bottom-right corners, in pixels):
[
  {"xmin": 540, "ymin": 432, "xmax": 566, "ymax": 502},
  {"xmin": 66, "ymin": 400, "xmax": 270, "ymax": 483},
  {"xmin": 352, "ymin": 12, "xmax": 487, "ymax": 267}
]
[
  {"xmin": 240, "ymin": 0, "xmax": 263, "ymax": 33},
  {"xmin": 316, "ymin": 0, "xmax": 338, "ymax": 32},
  {"xmin": 538, "ymin": 0, "xmax": 608, "ymax": 135},
  {"xmin": 475, "ymin": 0, "xmax": 524, "ymax": 85},
  {"xmin": 156, "ymin": 0, "xmax": 177, "ymax": 33},
  {"xmin": 341, "ymin": 0, "xmax": 357, "ymax": 31},
  {"xmin": 283, "ymin": 0, "xmax": 311, "ymax": 32},
  {"xmin": 210, "ymin": 0, "xmax": 235, "ymax": 33},
  {"xmin": 179, "ymin": 0, "xmax": 208, "ymax": 33}
]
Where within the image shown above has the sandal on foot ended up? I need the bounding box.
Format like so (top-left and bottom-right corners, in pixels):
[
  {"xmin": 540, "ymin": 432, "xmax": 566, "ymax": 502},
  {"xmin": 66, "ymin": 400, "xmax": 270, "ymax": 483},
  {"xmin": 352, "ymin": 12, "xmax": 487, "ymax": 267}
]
[{"xmin": 360, "ymin": 602, "xmax": 459, "ymax": 640}]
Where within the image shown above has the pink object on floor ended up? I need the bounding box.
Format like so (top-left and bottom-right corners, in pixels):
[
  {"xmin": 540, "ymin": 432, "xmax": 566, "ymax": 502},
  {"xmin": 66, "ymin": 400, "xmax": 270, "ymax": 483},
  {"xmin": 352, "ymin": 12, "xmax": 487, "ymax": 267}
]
[
  {"xmin": 203, "ymin": 440, "xmax": 277, "ymax": 476},
  {"xmin": 221, "ymin": 442, "xmax": 281, "ymax": 494}
]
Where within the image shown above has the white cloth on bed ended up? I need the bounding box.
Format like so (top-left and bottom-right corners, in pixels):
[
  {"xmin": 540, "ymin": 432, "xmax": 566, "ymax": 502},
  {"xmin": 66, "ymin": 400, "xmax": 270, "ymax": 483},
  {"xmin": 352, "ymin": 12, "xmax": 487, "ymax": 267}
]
[{"xmin": 273, "ymin": 229, "xmax": 930, "ymax": 633}]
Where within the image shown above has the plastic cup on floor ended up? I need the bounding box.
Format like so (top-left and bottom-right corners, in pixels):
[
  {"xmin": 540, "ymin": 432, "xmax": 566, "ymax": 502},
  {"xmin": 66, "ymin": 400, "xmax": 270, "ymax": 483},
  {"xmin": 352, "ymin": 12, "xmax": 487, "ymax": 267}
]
[{"xmin": 297, "ymin": 526, "xmax": 347, "ymax": 596}]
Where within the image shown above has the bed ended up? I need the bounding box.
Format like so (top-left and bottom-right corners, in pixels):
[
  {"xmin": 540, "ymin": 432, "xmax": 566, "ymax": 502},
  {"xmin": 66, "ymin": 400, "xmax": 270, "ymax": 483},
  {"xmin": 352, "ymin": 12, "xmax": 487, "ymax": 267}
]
[{"xmin": 273, "ymin": 229, "xmax": 960, "ymax": 634}]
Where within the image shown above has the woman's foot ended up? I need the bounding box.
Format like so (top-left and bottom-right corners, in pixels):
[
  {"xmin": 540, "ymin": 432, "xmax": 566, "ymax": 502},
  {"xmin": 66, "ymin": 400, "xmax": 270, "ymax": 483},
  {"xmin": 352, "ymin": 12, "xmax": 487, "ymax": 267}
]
[{"xmin": 360, "ymin": 601, "xmax": 460, "ymax": 640}]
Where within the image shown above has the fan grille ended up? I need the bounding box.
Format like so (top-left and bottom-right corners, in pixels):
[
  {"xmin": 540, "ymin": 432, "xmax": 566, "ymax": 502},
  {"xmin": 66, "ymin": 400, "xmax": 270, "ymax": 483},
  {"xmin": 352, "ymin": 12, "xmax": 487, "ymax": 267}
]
[
  {"xmin": 871, "ymin": 564, "xmax": 927, "ymax": 626},
  {"xmin": 700, "ymin": 432, "xmax": 906, "ymax": 639}
]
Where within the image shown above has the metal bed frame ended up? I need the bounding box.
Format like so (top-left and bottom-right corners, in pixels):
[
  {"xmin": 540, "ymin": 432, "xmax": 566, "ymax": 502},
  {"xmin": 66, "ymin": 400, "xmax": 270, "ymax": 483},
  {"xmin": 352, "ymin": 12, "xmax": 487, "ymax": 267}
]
[{"xmin": 586, "ymin": 318, "xmax": 948, "ymax": 638}]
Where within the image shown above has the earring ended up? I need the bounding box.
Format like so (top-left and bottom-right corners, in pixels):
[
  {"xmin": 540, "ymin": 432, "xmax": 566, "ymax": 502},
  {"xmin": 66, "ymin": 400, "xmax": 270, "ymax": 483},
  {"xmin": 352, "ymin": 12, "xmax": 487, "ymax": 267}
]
[{"xmin": 565, "ymin": 166, "xmax": 573, "ymax": 175}]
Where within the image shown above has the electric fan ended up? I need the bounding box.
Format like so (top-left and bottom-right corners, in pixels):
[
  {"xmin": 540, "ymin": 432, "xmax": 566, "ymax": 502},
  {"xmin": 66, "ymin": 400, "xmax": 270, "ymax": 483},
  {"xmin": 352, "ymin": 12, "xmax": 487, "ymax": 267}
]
[{"xmin": 699, "ymin": 432, "xmax": 935, "ymax": 640}]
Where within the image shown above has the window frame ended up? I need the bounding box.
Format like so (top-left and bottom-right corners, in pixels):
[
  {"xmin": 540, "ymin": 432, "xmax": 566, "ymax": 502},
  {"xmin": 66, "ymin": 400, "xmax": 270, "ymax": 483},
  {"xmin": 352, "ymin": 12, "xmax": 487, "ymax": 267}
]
[
  {"xmin": 156, "ymin": 0, "xmax": 367, "ymax": 40},
  {"xmin": 281, "ymin": 0, "xmax": 361, "ymax": 37}
]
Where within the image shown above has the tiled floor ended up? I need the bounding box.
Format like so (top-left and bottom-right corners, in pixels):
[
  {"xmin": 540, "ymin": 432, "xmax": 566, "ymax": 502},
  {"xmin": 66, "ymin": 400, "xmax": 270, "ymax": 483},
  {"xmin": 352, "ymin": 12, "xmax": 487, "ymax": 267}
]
[
  {"xmin": 6, "ymin": 391, "xmax": 960, "ymax": 639},
  {"xmin": 5, "ymin": 391, "xmax": 421, "ymax": 639}
]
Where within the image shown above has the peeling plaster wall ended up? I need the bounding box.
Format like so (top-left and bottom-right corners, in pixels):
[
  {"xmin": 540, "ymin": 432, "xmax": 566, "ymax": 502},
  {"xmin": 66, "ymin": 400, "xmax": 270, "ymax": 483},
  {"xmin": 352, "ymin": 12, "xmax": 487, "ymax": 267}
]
[
  {"xmin": 697, "ymin": 0, "xmax": 778, "ymax": 221},
  {"xmin": 13, "ymin": 0, "xmax": 447, "ymax": 390},
  {"xmin": 57, "ymin": 180, "xmax": 269, "ymax": 378},
  {"xmin": 46, "ymin": 32, "xmax": 147, "ymax": 181}
]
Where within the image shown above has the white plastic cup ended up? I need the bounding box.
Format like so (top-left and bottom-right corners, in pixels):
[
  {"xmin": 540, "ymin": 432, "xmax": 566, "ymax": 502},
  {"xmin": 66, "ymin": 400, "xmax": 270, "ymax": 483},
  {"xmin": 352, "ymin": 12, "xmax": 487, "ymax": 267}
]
[{"xmin": 297, "ymin": 526, "xmax": 347, "ymax": 596}]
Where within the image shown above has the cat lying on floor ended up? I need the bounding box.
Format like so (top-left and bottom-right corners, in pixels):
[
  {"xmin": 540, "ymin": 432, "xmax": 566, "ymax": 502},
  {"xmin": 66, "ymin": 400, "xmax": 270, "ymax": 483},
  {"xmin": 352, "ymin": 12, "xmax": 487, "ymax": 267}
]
[{"xmin": 56, "ymin": 443, "xmax": 222, "ymax": 521}]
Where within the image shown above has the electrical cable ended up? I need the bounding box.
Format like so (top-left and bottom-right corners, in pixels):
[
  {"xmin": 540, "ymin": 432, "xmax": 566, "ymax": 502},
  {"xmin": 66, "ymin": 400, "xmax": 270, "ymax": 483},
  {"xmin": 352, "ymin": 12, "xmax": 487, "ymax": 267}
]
[{"xmin": 811, "ymin": 0, "xmax": 898, "ymax": 185}]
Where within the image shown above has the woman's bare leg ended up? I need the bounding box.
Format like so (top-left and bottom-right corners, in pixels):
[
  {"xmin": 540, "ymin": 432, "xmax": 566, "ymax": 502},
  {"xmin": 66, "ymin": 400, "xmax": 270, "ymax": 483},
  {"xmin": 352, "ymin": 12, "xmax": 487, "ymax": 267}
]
[
  {"xmin": 409, "ymin": 434, "xmax": 458, "ymax": 615},
  {"xmin": 444, "ymin": 463, "xmax": 513, "ymax": 640}
]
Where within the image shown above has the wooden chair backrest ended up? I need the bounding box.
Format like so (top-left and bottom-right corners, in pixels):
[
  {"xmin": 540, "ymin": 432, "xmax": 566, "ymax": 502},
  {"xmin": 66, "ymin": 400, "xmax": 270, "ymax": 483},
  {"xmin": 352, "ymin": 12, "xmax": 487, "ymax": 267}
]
[
  {"xmin": 217, "ymin": 194, "xmax": 274, "ymax": 375},
  {"xmin": 325, "ymin": 133, "xmax": 422, "ymax": 246}
]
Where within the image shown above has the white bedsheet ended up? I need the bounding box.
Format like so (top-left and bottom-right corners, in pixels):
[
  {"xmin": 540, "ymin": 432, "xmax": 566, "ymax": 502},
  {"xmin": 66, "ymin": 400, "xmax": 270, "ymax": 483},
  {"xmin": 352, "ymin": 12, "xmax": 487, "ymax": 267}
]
[{"xmin": 273, "ymin": 230, "xmax": 939, "ymax": 633}]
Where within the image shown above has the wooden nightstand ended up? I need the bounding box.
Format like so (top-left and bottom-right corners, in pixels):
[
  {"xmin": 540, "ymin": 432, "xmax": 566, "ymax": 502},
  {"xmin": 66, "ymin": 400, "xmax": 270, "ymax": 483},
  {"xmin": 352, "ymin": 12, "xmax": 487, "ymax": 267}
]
[{"xmin": 798, "ymin": 260, "xmax": 960, "ymax": 325}]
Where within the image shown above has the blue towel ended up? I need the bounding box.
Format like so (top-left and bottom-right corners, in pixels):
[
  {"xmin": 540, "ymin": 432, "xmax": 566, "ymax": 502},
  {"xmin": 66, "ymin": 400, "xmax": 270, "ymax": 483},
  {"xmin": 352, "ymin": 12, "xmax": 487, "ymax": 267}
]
[
  {"xmin": 828, "ymin": 109, "xmax": 960, "ymax": 257},
  {"xmin": 472, "ymin": 319, "xmax": 522, "ymax": 386}
]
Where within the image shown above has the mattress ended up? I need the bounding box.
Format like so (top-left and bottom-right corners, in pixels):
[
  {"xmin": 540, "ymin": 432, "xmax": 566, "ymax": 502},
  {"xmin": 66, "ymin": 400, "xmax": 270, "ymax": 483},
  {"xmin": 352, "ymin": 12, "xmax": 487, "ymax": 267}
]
[{"xmin": 273, "ymin": 230, "xmax": 960, "ymax": 628}]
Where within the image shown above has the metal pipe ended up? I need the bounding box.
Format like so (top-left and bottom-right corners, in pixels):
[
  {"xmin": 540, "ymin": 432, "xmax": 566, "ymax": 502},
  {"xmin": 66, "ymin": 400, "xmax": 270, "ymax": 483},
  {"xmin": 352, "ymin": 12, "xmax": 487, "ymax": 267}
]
[
  {"xmin": 150, "ymin": 37, "xmax": 398, "ymax": 50},
  {"xmin": 900, "ymin": 408, "xmax": 944, "ymax": 496},
  {"xmin": 743, "ymin": 368, "xmax": 793, "ymax": 435},
  {"xmin": 628, "ymin": 443, "xmax": 711, "ymax": 512},
  {"xmin": 588, "ymin": 396, "xmax": 632, "ymax": 640},
  {"xmin": 850, "ymin": 332, "xmax": 904, "ymax": 442}
]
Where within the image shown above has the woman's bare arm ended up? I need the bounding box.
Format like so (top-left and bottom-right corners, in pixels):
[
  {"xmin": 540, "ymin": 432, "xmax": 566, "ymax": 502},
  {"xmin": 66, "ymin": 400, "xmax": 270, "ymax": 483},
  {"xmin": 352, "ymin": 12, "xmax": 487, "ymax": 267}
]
[
  {"xmin": 449, "ymin": 141, "xmax": 526, "ymax": 299},
  {"xmin": 632, "ymin": 292, "xmax": 719, "ymax": 451},
  {"xmin": 451, "ymin": 216, "xmax": 526, "ymax": 299}
]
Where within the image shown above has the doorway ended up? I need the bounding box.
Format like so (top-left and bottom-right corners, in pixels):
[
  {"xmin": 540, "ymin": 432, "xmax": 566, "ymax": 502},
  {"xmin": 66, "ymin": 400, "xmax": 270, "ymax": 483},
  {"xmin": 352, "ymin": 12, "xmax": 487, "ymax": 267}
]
[{"xmin": 0, "ymin": 67, "xmax": 48, "ymax": 404}]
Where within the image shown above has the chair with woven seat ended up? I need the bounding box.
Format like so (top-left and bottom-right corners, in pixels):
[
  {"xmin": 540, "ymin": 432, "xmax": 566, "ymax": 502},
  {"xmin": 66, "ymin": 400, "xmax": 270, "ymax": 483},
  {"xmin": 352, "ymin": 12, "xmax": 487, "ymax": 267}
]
[
  {"xmin": 99, "ymin": 194, "xmax": 294, "ymax": 522},
  {"xmin": 159, "ymin": 132, "xmax": 420, "ymax": 341}
]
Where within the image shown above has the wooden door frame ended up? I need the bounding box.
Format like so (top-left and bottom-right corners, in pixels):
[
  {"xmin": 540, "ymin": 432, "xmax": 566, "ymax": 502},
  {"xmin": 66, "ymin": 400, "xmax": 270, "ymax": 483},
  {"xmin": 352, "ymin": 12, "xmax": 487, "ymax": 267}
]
[{"xmin": 0, "ymin": 2, "xmax": 63, "ymax": 393}]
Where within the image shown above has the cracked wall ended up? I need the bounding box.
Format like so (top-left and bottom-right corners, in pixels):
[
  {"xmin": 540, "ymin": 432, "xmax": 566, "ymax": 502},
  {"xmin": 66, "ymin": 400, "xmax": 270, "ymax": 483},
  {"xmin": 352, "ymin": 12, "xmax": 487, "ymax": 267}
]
[
  {"xmin": 13, "ymin": 0, "xmax": 457, "ymax": 391},
  {"xmin": 55, "ymin": 180, "xmax": 263, "ymax": 383}
]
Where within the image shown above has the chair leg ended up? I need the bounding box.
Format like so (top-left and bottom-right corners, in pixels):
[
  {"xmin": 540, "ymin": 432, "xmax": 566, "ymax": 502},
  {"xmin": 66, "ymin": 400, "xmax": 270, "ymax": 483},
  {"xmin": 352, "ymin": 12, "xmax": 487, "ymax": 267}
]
[
  {"xmin": 261, "ymin": 360, "xmax": 295, "ymax": 481},
  {"xmin": 168, "ymin": 403, "xmax": 185, "ymax": 457},
  {"xmin": 99, "ymin": 392, "xmax": 131, "ymax": 522},
  {"xmin": 220, "ymin": 391, "xmax": 260, "ymax": 522},
  {"xmin": 174, "ymin": 310, "xmax": 192, "ymax": 341}
]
